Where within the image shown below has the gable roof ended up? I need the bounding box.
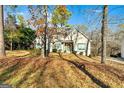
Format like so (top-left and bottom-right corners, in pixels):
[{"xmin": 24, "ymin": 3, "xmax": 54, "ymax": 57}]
[
  {"xmin": 66, "ymin": 27, "xmax": 90, "ymax": 40},
  {"xmin": 74, "ymin": 27, "xmax": 90, "ymax": 40}
]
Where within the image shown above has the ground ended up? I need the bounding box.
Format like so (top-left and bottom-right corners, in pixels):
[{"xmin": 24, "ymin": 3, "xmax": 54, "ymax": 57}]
[{"xmin": 0, "ymin": 50, "xmax": 124, "ymax": 88}]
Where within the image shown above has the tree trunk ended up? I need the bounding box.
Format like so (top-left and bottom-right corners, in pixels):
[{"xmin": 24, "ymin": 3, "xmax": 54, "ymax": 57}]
[
  {"xmin": 17, "ymin": 42, "xmax": 20, "ymax": 50},
  {"xmin": 86, "ymin": 39, "xmax": 90, "ymax": 56},
  {"xmin": 101, "ymin": 5, "xmax": 108, "ymax": 64},
  {"xmin": 0, "ymin": 5, "xmax": 6, "ymax": 57},
  {"xmin": 43, "ymin": 5, "xmax": 48, "ymax": 57},
  {"xmin": 47, "ymin": 37, "xmax": 51, "ymax": 54}
]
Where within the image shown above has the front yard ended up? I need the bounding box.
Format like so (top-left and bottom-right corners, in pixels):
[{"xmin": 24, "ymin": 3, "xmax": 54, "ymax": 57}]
[{"xmin": 0, "ymin": 51, "xmax": 124, "ymax": 88}]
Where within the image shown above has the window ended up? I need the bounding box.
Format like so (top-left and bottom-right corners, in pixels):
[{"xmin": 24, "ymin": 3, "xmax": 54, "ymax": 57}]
[
  {"xmin": 77, "ymin": 43, "xmax": 86, "ymax": 50},
  {"xmin": 37, "ymin": 43, "xmax": 41, "ymax": 46},
  {"xmin": 55, "ymin": 42, "xmax": 61, "ymax": 50}
]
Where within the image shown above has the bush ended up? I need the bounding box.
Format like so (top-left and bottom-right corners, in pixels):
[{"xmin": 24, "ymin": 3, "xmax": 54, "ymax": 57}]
[
  {"xmin": 88, "ymin": 54, "xmax": 92, "ymax": 58},
  {"xmin": 52, "ymin": 49, "xmax": 57, "ymax": 52},
  {"xmin": 117, "ymin": 53, "xmax": 121, "ymax": 57},
  {"xmin": 110, "ymin": 53, "xmax": 121, "ymax": 58},
  {"xmin": 79, "ymin": 52, "xmax": 83, "ymax": 55},
  {"xmin": 72, "ymin": 51, "xmax": 77, "ymax": 54},
  {"xmin": 110, "ymin": 55, "xmax": 118, "ymax": 58},
  {"xmin": 30, "ymin": 49, "xmax": 41, "ymax": 56}
]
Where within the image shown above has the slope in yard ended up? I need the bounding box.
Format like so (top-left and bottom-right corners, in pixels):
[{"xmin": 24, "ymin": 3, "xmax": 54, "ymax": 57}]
[{"xmin": 0, "ymin": 51, "xmax": 124, "ymax": 88}]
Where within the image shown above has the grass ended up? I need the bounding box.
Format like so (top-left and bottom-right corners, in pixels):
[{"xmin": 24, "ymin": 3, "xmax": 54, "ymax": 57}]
[
  {"xmin": 0, "ymin": 51, "xmax": 124, "ymax": 88},
  {"xmin": 6, "ymin": 50, "xmax": 30, "ymax": 57}
]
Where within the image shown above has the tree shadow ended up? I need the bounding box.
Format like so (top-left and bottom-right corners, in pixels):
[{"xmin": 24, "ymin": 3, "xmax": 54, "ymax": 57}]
[
  {"xmin": 73, "ymin": 53, "xmax": 124, "ymax": 81},
  {"xmin": 73, "ymin": 53, "xmax": 94, "ymax": 62},
  {"xmin": 94, "ymin": 64, "xmax": 124, "ymax": 81},
  {"xmin": 15, "ymin": 57, "xmax": 50, "ymax": 87},
  {"xmin": 36, "ymin": 58, "xmax": 51, "ymax": 87},
  {"xmin": 0, "ymin": 61, "xmax": 21, "ymax": 88},
  {"xmin": 0, "ymin": 62, "xmax": 21, "ymax": 81},
  {"xmin": 58, "ymin": 53, "xmax": 110, "ymax": 88},
  {"xmin": 0, "ymin": 58, "xmax": 31, "ymax": 88}
]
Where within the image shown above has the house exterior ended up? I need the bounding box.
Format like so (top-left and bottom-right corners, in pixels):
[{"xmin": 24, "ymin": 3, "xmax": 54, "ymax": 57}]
[
  {"xmin": 35, "ymin": 37, "xmax": 43, "ymax": 49},
  {"xmin": 35, "ymin": 28, "xmax": 91, "ymax": 56},
  {"xmin": 121, "ymin": 39, "xmax": 124, "ymax": 58}
]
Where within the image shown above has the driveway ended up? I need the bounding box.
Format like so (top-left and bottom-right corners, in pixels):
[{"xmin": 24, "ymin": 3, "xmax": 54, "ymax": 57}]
[{"xmin": 107, "ymin": 57, "xmax": 124, "ymax": 64}]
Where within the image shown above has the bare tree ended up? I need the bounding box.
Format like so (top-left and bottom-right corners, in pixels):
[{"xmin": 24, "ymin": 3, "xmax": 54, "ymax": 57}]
[
  {"xmin": 43, "ymin": 5, "xmax": 48, "ymax": 57},
  {"xmin": 101, "ymin": 5, "xmax": 108, "ymax": 64},
  {"xmin": 0, "ymin": 5, "xmax": 6, "ymax": 57},
  {"xmin": 28, "ymin": 5, "xmax": 49, "ymax": 57}
]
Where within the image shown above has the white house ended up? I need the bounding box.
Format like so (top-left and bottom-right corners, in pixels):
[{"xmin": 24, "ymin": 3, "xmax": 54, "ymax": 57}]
[
  {"xmin": 35, "ymin": 28, "xmax": 91, "ymax": 56},
  {"xmin": 121, "ymin": 39, "xmax": 124, "ymax": 58}
]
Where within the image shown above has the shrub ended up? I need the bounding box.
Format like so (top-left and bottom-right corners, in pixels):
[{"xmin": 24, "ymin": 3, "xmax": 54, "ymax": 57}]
[
  {"xmin": 79, "ymin": 52, "xmax": 83, "ymax": 55},
  {"xmin": 72, "ymin": 51, "xmax": 77, "ymax": 54},
  {"xmin": 88, "ymin": 54, "xmax": 92, "ymax": 58},
  {"xmin": 53, "ymin": 49, "xmax": 57, "ymax": 52},
  {"xmin": 30, "ymin": 48, "xmax": 41, "ymax": 56}
]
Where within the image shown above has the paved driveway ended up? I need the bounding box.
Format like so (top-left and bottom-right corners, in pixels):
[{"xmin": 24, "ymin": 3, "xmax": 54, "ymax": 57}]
[{"xmin": 107, "ymin": 57, "xmax": 124, "ymax": 64}]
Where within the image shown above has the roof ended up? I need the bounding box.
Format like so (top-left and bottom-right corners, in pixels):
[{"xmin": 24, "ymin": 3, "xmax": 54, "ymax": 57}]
[
  {"xmin": 62, "ymin": 40, "xmax": 73, "ymax": 43},
  {"xmin": 65, "ymin": 27, "xmax": 90, "ymax": 41},
  {"xmin": 74, "ymin": 27, "xmax": 90, "ymax": 40}
]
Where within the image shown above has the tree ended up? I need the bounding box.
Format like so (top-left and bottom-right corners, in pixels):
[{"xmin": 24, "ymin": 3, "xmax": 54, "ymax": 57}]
[
  {"xmin": 18, "ymin": 27, "xmax": 35, "ymax": 50},
  {"xmin": 4, "ymin": 13, "xmax": 35, "ymax": 50},
  {"xmin": 5, "ymin": 14, "xmax": 17, "ymax": 51},
  {"xmin": 0, "ymin": 5, "xmax": 6, "ymax": 57},
  {"xmin": 17, "ymin": 15, "xmax": 26, "ymax": 28},
  {"xmin": 43, "ymin": 5, "xmax": 48, "ymax": 57},
  {"xmin": 28, "ymin": 5, "xmax": 49, "ymax": 57},
  {"xmin": 51, "ymin": 5, "xmax": 71, "ymax": 49},
  {"xmin": 75, "ymin": 24, "xmax": 87, "ymax": 34},
  {"xmin": 29, "ymin": 5, "xmax": 71, "ymax": 57},
  {"xmin": 101, "ymin": 5, "xmax": 108, "ymax": 64},
  {"xmin": 4, "ymin": 6, "xmax": 18, "ymax": 51},
  {"xmin": 90, "ymin": 30, "xmax": 101, "ymax": 56},
  {"xmin": 17, "ymin": 15, "xmax": 35, "ymax": 50},
  {"xmin": 52, "ymin": 5, "xmax": 71, "ymax": 27}
]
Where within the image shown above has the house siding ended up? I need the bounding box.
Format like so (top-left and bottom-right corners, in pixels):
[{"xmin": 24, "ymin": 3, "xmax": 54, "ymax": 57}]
[
  {"xmin": 65, "ymin": 31, "xmax": 91, "ymax": 56},
  {"xmin": 35, "ymin": 29, "xmax": 91, "ymax": 56}
]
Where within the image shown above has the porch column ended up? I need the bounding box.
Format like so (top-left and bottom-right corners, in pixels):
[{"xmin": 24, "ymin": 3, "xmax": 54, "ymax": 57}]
[
  {"xmin": 61, "ymin": 43, "xmax": 64, "ymax": 52},
  {"xmin": 50, "ymin": 43, "xmax": 53, "ymax": 52}
]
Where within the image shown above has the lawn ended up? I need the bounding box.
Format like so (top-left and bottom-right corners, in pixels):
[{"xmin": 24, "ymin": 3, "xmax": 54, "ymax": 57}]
[{"xmin": 0, "ymin": 51, "xmax": 124, "ymax": 88}]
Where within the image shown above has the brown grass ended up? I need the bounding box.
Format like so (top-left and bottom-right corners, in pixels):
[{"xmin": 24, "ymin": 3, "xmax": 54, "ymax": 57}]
[{"xmin": 0, "ymin": 51, "xmax": 124, "ymax": 88}]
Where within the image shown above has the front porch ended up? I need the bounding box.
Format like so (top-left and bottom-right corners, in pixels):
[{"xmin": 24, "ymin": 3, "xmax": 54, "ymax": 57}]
[
  {"xmin": 50, "ymin": 40, "xmax": 74, "ymax": 53},
  {"xmin": 62, "ymin": 40, "xmax": 73, "ymax": 53}
]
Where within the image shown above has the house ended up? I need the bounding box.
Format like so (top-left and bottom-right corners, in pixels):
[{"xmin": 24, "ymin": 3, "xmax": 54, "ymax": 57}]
[
  {"xmin": 121, "ymin": 39, "xmax": 124, "ymax": 58},
  {"xmin": 35, "ymin": 28, "xmax": 91, "ymax": 56}
]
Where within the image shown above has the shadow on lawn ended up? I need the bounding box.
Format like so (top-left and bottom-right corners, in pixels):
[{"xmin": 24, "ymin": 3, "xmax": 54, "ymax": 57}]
[
  {"xmin": 58, "ymin": 53, "xmax": 110, "ymax": 88},
  {"xmin": 73, "ymin": 53, "xmax": 95, "ymax": 63},
  {"xmin": 0, "ymin": 61, "xmax": 21, "ymax": 88},
  {"xmin": 0, "ymin": 57, "xmax": 51, "ymax": 88},
  {"xmin": 73, "ymin": 53, "xmax": 124, "ymax": 81}
]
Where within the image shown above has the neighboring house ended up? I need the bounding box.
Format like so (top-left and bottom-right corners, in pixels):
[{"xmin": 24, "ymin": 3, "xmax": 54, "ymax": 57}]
[
  {"xmin": 35, "ymin": 28, "xmax": 91, "ymax": 56},
  {"xmin": 121, "ymin": 39, "xmax": 124, "ymax": 58}
]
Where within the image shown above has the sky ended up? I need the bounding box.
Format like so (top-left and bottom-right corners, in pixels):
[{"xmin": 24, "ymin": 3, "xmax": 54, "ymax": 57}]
[{"xmin": 3, "ymin": 5, "xmax": 124, "ymax": 32}]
